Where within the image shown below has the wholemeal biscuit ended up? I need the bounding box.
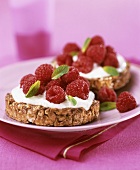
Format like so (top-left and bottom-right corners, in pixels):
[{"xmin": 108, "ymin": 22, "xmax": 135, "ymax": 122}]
[
  {"xmin": 5, "ymin": 93, "xmax": 100, "ymax": 127},
  {"xmin": 88, "ymin": 62, "xmax": 130, "ymax": 92}
]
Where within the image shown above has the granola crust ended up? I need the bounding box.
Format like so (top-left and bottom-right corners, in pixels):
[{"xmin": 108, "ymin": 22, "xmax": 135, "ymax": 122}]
[
  {"xmin": 5, "ymin": 93, "xmax": 100, "ymax": 127},
  {"xmin": 88, "ymin": 62, "xmax": 131, "ymax": 92}
]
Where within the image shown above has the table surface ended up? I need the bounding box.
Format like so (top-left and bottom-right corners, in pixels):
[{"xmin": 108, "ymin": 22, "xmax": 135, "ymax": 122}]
[{"xmin": 0, "ymin": 58, "xmax": 140, "ymax": 170}]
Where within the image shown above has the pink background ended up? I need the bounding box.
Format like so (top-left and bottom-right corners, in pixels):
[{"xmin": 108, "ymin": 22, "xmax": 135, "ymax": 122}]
[{"xmin": 0, "ymin": 0, "xmax": 140, "ymax": 64}]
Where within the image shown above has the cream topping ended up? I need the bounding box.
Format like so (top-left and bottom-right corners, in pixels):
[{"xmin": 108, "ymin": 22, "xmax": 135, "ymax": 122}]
[
  {"xmin": 79, "ymin": 54, "xmax": 127, "ymax": 78},
  {"xmin": 11, "ymin": 86, "xmax": 95, "ymax": 111}
]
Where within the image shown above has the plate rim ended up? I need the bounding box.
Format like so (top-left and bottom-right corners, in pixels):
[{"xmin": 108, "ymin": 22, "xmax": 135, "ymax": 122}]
[{"xmin": 0, "ymin": 57, "xmax": 140, "ymax": 132}]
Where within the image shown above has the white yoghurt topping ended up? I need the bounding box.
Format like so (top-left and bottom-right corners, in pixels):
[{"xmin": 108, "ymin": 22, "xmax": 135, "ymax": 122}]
[
  {"xmin": 11, "ymin": 86, "xmax": 95, "ymax": 111},
  {"xmin": 76, "ymin": 54, "xmax": 127, "ymax": 79}
]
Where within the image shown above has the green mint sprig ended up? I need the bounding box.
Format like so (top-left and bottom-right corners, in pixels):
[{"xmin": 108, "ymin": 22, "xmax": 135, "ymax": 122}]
[
  {"xmin": 52, "ymin": 65, "xmax": 69, "ymax": 79},
  {"xmin": 103, "ymin": 66, "xmax": 119, "ymax": 76},
  {"xmin": 100, "ymin": 102, "xmax": 116, "ymax": 111},
  {"xmin": 82, "ymin": 37, "xmax": 92, "ymax": 53},
  {"xmin": 25, "ymin": 80, "xmax": 40, "ymax": 98},
  {"xmin": 70, "ymin": 51, "xmax": 79, "ymax": 57},
  {"xmin": 67, "ymin": 95, "xmax": 77, "ymax": 106}
]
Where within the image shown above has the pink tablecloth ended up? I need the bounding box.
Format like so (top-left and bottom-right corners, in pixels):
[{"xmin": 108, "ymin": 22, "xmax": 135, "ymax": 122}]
[{"xmin": 0, "ymin": 116, "xmax": 140, "ymax": 170}]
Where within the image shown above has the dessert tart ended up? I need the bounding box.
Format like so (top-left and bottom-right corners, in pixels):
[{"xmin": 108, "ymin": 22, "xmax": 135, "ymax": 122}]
[
  {"xmin": 81, "ymin": 55, "xmax": 130, "ymax": 92},
  {"xmin": 5, "ymin": 93, "xmax": 99, "ymax": 127},
  {"xmin": 5, "ymin": 64, "xmax": 100, "ymax": 127},
  {"xmin": 54, "ymin": 35, "xmax": 131, "ymax": 92}
]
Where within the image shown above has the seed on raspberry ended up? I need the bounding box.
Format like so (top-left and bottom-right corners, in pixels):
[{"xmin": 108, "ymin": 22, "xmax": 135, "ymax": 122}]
[
  {"xmin": 35, "ymin": 64, "xmax": 53, "ymax": 85},
  {"xmin": 97, "ymin": 87, "xmax": 117, "ymax": 103},
  {"xmin": 102, "ymin": 53, "xmax": 119, "ymax": 68},
  {"xmin": 20, "ymin": 74, "xmax": 35, "ymax": 88},
  {"xmin": 86, "ymin": 44, "xmax": 106, "ymax": 64},
  {"xmin": 61, "ymin": 66, "xmax": 79, "ymax": 84},
  {"xmin": 90, "ymin": 35, "xmax": 105, "ymax": 46},
  {"xmin": 72, "ymin": 55, "xmax": 93, "ymax": 73},
  {"xmin": 46, "ymin": 85, "xmax": 65, "ymax": 104},
  {"xmin": 66, "ymin": 79, "xmax": 89, "ymax": 100},
  {"xmin": 56, "ymin": 54, "xmax": 73, "ymax": 66},
  {"xmin": 116, "ymin": 91, "xmax": 137, "ymax": 113},
  {"xmin": 63, "ymin": 43, "xmax": 80, "ymax": 54}
]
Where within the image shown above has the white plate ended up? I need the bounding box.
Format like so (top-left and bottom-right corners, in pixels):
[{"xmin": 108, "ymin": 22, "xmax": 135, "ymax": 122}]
[{"xmin": 0, "ymin": 57, "xmax": 140, "ymax": 132}]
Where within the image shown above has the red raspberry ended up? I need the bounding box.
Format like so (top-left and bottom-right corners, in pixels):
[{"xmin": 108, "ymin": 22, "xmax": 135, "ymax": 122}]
[
  {"xmin": 72, "ymin": 55, "xmax": 93, "ymax": 73},
  {"xmin": 78, "ymin": 76, "xmax": 90, "ymax": 87},
  {"xmin": 61, "ymin": 66, "xmax": 79, "ymax": 84},
  {"xmin": 20, "ymin": 74, "xmax": 35, "ymax": 88},
  {"xmin": 37, "ymin": 85, "xmax": 45, "ymax": 95},
  {"xmin": 102, "ymin": 53, "xmax": 119, "ymax": 68},
  {"xmin": 97, "ymin": 87, "xmax": 117, "ymax": 103},
  {"xmin": 66, "ymin": 79, "xmax": 89, "ymax": 100},
  {"xmin": 35, "ymin": 64, "xmax": 53, "ymax": 85},
  {"xmin": 46, "ymin": 85, "xmax": 65, "ymax": 104},
  {"xmin": 63, "ymin": 43, "xmax": 80, "ymax": 54},
  {"xmin": 86, "ymin": 44, "xmax": 106, "ymax": 64},
  {"xmin": 56, "ymin": 54, "xmax": 73, "ymax": 66},
  {"xmin": 116, "ymin": 91, "xmax": 137, "ymax": 113},
  {"xmin": 21, "ymin": 75, "xmax": 45, "ymax": 95},
  {"xmin": 90, "ymin": 35, "xmax": 105, "ymax": 46},
  {"xmin": 106, "ymin": 45, "xmax": 116, "ymax": 55},
  {"xmin": 46, "ymin": 78, "xmax": 65, "ymax": 90},
  {"xmin": 22, "ymin": 75, "xmax": 36, "ymax": 94}
]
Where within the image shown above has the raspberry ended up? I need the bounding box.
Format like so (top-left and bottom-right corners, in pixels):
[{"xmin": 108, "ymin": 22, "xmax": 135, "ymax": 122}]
[
  {"xmin": 20, "ymin": 74, "xmax": 35, "ymax": 88},
  {"xmin": 97, "ymin": 87, "xmax": 117, "ymax": 103},
  {"xmin": 22, "ymin": 75, "xmax": 36, "ymax": 94},
  {"xmin": 106, "ymin": 45, "xmax": 116, "ymax": 55},
  {"xmin": 61, "ymin": 66, "xmax": 79, "ymax": 84},
  {"xmin": 56, "ymin": 54, "xmax": 73, "ymax": 66},
  {"xmin": 78, "ymin": 76, "xmax": 90, "ymax": 87},
  {"xmin": 72, "ymin": 55, "xmax": 93, "ymax": 73},
  {"xmin": 46, "ymin": 85, "xmax": 65, "ymax": 104},
  {"xmin": 21, "ymin": 75, "xmax": 45, "ymax": 95},
  {"xmin": 116, "ymin": 91, "xmax": 137, "ymax": 113},
  {"xmin": 46, "ymin": 78, "xmax": 65, "ymax": 90},
  {"xmin": 86, "ymin": 44, "xmax": 106, "ymax": 64},
  {"xmin": 66, "ymin": 79, "xmax": 89, "ymax": 100},
  {"xmin": 102, "ymin": 53, "xmax": 119, "ymax": 68},
  {"xmin": 35, "ymin": 64, "xmax": 53, "ymax": 85},
  {"xmin": 90, "ymin": 35, "xmax": 105, "ymax": 46},
  {"xmin": 37, "ymin": 85, "xmax": 45, "ymax": 95},
  {"xmin": 63, "ymin": 43, "xmax": 80, "ymax": 54}
]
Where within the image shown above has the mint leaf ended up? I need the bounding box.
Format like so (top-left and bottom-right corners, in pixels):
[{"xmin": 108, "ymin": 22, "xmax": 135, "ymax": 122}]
[
  {"xmin": 103, "ymin": 66, "xmax": 119, "ymax": 76},
  {"xmin": 82, "ymin": 37, "xmax": 92, "ymax": 53},
  {"xmin": 67, "ymin": 95, "xmax": 77, "ymax": 106},
  {"xmin": 70, "ymin": 51, "xmax": 79, "ymax": 56},
  {"xmin": 100, "ymin": 102, "xmax": 116, "ymax": 111},
  {"xmin": 52, "ymin": 65, "xmax": 69, "ymax": 79},
  {"xmin": 25, "ymin": 80, "xmax": 40, "ymax": 98}
]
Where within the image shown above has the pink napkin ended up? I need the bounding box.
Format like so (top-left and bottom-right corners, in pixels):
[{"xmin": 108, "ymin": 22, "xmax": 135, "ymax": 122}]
[{"xmin": 0, "ymin": 115, "xmax": 139, "ymax": 161}]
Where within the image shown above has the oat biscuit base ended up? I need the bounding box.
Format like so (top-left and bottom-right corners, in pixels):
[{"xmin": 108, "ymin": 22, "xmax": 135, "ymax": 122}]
[
  {"xmin": 5, "ymin": 93, "xmax": 100, "ymax": 127},
  {"xmin": 88, "ymin": 62, "xmax": 131, "ymax": 92}
]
